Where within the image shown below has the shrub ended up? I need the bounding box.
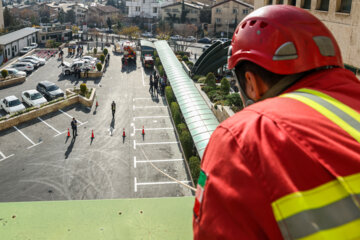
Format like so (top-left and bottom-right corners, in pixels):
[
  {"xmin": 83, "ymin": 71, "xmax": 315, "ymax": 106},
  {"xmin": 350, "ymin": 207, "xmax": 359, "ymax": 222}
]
[
  {"xmin": 155, "ymin": 57, "xmax": 161, "ymax": 67},
  {"xmin": 80, "ymin": 83, "xmax": 87, "ymax": 96},
  {"xmin": 96, "ymin": 62, "xmax": 102, "ymax": 71},
  {"xmin": 177, "ymin": 123, "xmax": 187, "ymax": 135},
  {"xmin": 176, "ymin": 55, "xmax": 182, "ymax": 61},
  {"xmin": 158, "ymin": 65, "xmax": 164, "ymax": 77},
  {"xmin": 165, "ymin": 86, "xmax": 175, "ymax": 103},
  {"xmin": 182, "ymin": 55, "xmax": 189, "ymax": 62},
  {"xmin": 186, "ymin": 61, "xmax": 193, "ymax": 68},
  {"xmin": 100, "ymin": 54, "xmax": 105, "ymax": 63},
  {"xmin": 226, "ymin": 93, "xmax": 243, "ymax": 108},
  {"xmin": 198, "ymin": 77, "xmax": 206, "ymax": 83},
  {"xmin": 154, "ymin": 51, "xmax": 158, "ymax": 57},
  {"xmin": 171, "ymin": 102, "xmax": 181, "ymax": 125},
  {"xmin": 202, "ymin": 85, "xmax": 214, "ymax": 93},
  {"xmin": 180, "ymin": 131, "xmax": 193, "ymax": 160},
  {"xmin": 103, "ymin": 48, "xmax": 108, "ymax": 56},
  {"xmin": 192, "ymin": 75, "xmax": 203, "ymax": 82},
  {"xmin": 189, "ymin": 156, "xmax": 201, "ymax": 183},
  {"xmin": 94, "ymin": 48, "xmax": 97, "ymax": 54},
  {"xmin": 220, "ymin": 78, "xmax": 230, "ymax": 94},
  {"xmin": 1, "ymin": 69, "xmax": 8, "ymax": 78},
  {"xmin": 205, "ymin": 72, "xmax": 216, "ymax": 88}
]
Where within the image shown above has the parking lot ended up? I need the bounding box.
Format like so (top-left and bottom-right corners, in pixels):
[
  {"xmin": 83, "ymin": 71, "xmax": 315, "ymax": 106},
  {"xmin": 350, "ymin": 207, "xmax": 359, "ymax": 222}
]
[{"xmin": 0, "ymin": 45, "xmax": 193, "ymax": 202}]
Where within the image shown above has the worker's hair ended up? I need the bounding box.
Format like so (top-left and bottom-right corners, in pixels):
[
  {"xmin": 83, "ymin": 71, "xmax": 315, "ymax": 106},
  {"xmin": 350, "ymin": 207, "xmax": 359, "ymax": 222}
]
[{"xmin": 235, "ymin": 61, "xmax": 284, "ymax": 91}]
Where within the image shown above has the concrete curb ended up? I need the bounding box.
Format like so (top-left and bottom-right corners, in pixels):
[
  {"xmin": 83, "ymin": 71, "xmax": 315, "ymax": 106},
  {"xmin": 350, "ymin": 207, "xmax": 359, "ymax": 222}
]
[{"xmin": 0, "ymin": 76, "xmax": 26, "ymax": 88}]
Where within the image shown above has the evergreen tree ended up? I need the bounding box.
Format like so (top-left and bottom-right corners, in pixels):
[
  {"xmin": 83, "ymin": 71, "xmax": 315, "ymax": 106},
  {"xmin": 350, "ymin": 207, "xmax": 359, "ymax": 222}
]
[
  {"xmin": 107, "ymin": 17, "xmax": 112, "ymax": 30},
  {"xmin": 180, "ymin": 0, "xmax": 189, "ymax": 24}
]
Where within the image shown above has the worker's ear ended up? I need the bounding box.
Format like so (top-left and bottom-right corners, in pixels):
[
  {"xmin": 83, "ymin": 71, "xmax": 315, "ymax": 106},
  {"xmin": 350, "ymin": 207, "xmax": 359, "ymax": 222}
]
[{"xmin": 244, "ymin": 71, "xmax": 269, "ymax": 101}]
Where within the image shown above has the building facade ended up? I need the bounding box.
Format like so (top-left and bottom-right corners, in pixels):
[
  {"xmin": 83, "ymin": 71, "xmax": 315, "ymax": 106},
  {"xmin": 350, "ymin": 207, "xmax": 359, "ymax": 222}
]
[
  {"xmin": 0, "ymin": 0, "xmax": 3, "ymax": 29},
  {"xmin": 254, "ymin": 0, "xmax": 360, "ymax": 75},
  {"xmin": 37, "ymin": 24, "xmax": 72, "ymax": 44},
  {"xmin": 71, "ymin": 3, "xmax": 88, "ymax": 25},
  {"xmin": 0, "ymin": 27, "xmax": 39, "ymax": 61},
  {"xmin": 126, "ymin": 0, "xmax": 167, "ymax": 19},
  {"xmin": 161, "ymin": 1, "xmax": 203, "ymax": 25},
  {"xmin": 87, "ymin": 5, "xmax": 120, "ymax": 27},
  {"xmin": 210, "ymin": 0, "xmax": 253, "ymax": 36}
]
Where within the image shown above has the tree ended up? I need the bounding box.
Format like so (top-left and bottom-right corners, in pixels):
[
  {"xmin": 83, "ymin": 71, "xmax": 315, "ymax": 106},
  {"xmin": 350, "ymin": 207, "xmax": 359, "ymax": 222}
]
[
  {"xmin": 58, "ymin": 9, "xmax": 66, "ymax": 24},
  {"xmin": 200, "ymin": 7, "xmax": 211, "ymax": 23},
  {"xmin": 106, "ymin": 0, "xmax": 116, "ymax": 7},
  {"xmin": 120, "ymin": 26, "xmax": 140, "ymax": 39},
  {"xmin": 106, "ymin": 17, "xmax": 112, "ymax": 30},
  {"xmin": 39, "ymin": 8, "xmax": 50, "ymax": 23},
  {"xmin": 166, "ymin": 13, "xmax": 179, "ymax": 29},
  {"xmin": 180, "ymin": 0, "xmax": 189, "ymax": 24},
  {"xmin": 4, "ymin": 7, "xmax": 14, "ymax": 27},
  {"xmin": 65, "ymin": 9, "xmax": 76, "ymax": 23}
]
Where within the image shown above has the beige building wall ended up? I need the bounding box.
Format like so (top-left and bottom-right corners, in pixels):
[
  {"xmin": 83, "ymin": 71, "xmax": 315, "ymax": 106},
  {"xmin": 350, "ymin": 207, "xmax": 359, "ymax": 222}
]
[
  {"xmin": 0, "ymin": 0, "xmax": 4, "ymax": 29},
  {"xmin": 161, "ymin": 3, "xmax": 202, "ymax": 25},
  {"xmin": 254, "ymin": 0, "xmax": 360, "ymax": 72},
  {"xmin": 210, "ymin": 0, "xmax": 253, "ymax": 35}
]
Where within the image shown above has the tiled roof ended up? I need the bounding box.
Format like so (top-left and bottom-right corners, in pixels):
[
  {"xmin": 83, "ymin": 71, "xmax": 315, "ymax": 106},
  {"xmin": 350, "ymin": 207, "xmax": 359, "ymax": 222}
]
[{"xmin": 212, "ymin": 0, "xmax": 253, "ymax": 8}]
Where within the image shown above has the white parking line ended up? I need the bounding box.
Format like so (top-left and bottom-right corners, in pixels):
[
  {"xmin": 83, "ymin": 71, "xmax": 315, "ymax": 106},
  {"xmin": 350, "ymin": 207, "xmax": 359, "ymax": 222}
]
[
  {"xmin": 13, "ymin": 126, "xmax": 36, "ymax": 145},
  {"xmin": 54, "ymin": 121, "xmax": 88, "ymax": 137},
  {"xmin": 133, "ymin": 106, "xmax": 167, "ymax": 109},
  {"xmin": 133, "ymin": 116, "xmax": 170, "ymax": 120},
  {"xmin": 134, "ymin": 177, "xmax": 137, "ymax": 192},
  {"xmin": 141, "ymin": 67, "xmax": 146, "ymax": 86},
  {"xmin": 136, "ymin": 141, "xmax": 179, "ymax": 146},
  {"xmin": 58, "ymin": 109, "xmax": 83, "ymax": 124},
  {"xmin": 134, "ymin": 156, "xmax": 137, "ymax": 168},
  {"xmin": 37, "ymin": 117, "xmax": 61, "ymax": 135},
  {"xmin": 0, "ymin": 152, "xmax": 14, "ymax": 162},
  {"xmin": 135, "ymin": 127, "xmax": 173, "ymax": 131},
  {"xmin": 136, "ymin": 159, "xmax": 184, "ymax": 164},
  {"xmin": 133, "ymin": 97, "xmax": 163, "ymax": 101},
  {"xmin": 133, "ymin": 140, "xmax": 136, "ymax": 150}
]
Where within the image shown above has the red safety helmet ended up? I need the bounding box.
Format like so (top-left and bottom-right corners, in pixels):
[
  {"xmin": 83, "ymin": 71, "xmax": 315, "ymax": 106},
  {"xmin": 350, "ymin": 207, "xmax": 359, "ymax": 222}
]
[{"xmin": 228, "ymin": 5, "xmax": 343, "ymax": 75}]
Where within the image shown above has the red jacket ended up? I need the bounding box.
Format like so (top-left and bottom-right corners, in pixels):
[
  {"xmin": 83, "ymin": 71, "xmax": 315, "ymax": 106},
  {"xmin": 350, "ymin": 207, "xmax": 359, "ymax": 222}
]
[{"xmin": 193, "ymin": 68, "xmax": 360, "ymax": 239}]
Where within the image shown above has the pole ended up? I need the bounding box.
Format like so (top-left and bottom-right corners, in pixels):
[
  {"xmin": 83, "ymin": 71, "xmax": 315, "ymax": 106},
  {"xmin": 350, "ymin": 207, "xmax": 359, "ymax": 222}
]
[{"xmin": 227, "ymin": 20, "xmax": 229, "ymax": 39}]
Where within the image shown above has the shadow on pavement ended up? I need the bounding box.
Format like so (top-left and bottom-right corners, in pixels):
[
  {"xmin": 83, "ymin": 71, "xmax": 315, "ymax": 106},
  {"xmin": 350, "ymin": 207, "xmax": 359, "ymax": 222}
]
[{"xmin": 65, "ymin": 137, "xmax": 75, "ymax": 159}]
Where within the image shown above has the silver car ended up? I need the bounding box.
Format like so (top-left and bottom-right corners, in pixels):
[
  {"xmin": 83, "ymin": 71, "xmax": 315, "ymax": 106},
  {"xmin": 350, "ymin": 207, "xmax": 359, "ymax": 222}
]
[
  {"xmin": 4, "ymin": 68, "xmax": 27, "ymax": 78},
  {"xmin": 18, "ymin": 59, "xmax": 40, "ymax": 68},
  {"xmin": 10, "ymin": 62, "xmax": 34, "ymax": 72},
  {"xmin": 19, "ymin": 55, "xmax": 45, "ymax": 65}
]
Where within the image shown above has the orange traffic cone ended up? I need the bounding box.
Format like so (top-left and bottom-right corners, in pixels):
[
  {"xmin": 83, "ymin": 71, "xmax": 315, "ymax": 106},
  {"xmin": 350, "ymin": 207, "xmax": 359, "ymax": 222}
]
[
  {"xmin": 123, "ymin": 128, "xmax": 126, "ymax": 137},
  {"xmin": 142, "ymin": 126, "xmax": 145, "ymax": 135},
  {"xmin": 91, "ymin": 130, "xmax": 94, "ymax": 139},
  {"xmin": 67, "ymin": 128, "xmax": 70, "ymax": 137}
]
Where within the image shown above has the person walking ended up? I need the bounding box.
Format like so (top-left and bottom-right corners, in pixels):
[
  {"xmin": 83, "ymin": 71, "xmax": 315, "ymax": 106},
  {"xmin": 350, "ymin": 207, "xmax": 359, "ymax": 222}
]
[
  {"xmin": 153, "ymin": 75, "xmax": 159, "ymax": 97},
  {"xmin": 149, "ymin": 75, "xmax": 154, "ymax": 94},
  {"xmin": 193, "ymin": 5, "xmax": 360, "ymax": 240},
  {"xmin": 71, "ymin": 118, "xmax": 78, "ymax": 137},
  {"xmin": 111, "ymin": 101, "xmax": 116, "ymax": 118}
]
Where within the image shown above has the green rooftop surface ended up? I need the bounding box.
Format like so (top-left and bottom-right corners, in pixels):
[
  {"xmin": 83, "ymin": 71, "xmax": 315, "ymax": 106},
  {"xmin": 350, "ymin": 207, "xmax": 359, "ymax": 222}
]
[{"xmin": 0, "ymin": 196, "xmax": 194, "ymax": 239}]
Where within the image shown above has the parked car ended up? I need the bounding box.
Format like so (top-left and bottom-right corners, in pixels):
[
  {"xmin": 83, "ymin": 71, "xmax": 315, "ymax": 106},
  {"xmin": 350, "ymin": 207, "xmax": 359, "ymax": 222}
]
[
  {"xmin": 10, "ymin": 62, "xmax": 34, "ymax": 73},
  {"xmin": 198, "ymin": 37, "xmax": 212, "ymax": 44},
  {"xmin": 142, "ymin": 32, "xmax": 153, "ymax": 38},
  {"xmin": 29, "ymin": 43, "xmax": 38, "ymax": 49},
  {"xmin": 0, "ymin": 95, "xmax": 26, "ymax": 114},
  {"xmin": 218, "ymin": 38, "xmax": 230, "ymax": 42},
  {"xmin": 19, "ymin": 55, "xmax": 45, "ymax": 65},
  {"xmin": 36, "ymin": 81, "xmax": 64, "ymax": 100},
  {"xmin": 202, "ymin": 45, "xmax": 211, "ymax": 52},
  {"xmin": 81, "ymin": 56, "xmax": 99, "ymax": 63},
  {"xmin": 185, "ymin": 36, "xmax": 196, "ymax": 42},
  {"xmin": 21, "ymin": 90, "xmax": 47, "ymax": 107},
  {"xmin": 143, "ymin": 54, "xmax": 154, "ymax": 68},
  {"xmin": 18, "ymin": 59, "xmax": 40, "ymax": 68},
  {"xmin": 4, "ymin": 68, "xmax": 27, "ymax": 78},
  {"xmin": 170, "ymin": 35, "xmax": 182, "ymax": 41},
  {"xmin": 19, "ymin": 46, "xmax": 32, "ymax": 55}
]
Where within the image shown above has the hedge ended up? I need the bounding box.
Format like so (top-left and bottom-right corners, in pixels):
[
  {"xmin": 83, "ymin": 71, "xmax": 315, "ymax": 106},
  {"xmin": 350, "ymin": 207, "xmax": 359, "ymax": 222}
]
[
  {"xmin": 189, "ymin": 156, "xmax": 201, "ymax": 183},
  {"xmin": 96, "ymin": 63, "xmax": 102, "ymax": 71},
  {"xmin": 1, "ymin": 69, "xmax": 8, "ymax": 78},
  {"xmin": 80, "ymin": 83, "xmax": 87, "ymax": 95},
  {"xmin": 177, "ymin": 123, "xmax": 187, "ymax": 135},
  {"xmin": 170, "ymin": 102, "xmax": 181, "ymax": 125},
  {"xmin": 205, "ymin": 72, "xmax": 216, "ymax": 88},
  {"xmin": 100, "ymin": 54, "xmax": 105, "ymax": 64},
  {"xmin": 165, "ymin": 86, "xmax": 175, "ymax": 103},
  {"xmin": 103, "ymin": 48, "xmax": 108, "ymax": 56},
  {"xmin": 180, "ymin": 130, "xmax": 193, "ymax": 160},
  {"xmin": 220, "ymin": 77, "xmax": 230, "ymax": 95}
]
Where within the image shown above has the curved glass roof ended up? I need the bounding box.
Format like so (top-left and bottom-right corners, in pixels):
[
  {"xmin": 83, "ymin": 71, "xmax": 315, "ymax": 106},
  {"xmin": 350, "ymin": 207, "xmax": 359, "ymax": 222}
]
[{"xmin": 154, "ymin": 41, "xmax": 219, "ymax": 158}]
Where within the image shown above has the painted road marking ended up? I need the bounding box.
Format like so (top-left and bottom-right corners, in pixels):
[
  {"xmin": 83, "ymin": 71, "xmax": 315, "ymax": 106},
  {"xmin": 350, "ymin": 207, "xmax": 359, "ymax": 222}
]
[
  {"xmin": 0, "ymin": 152, "xmax": 14, "ymax": 162},
  {"xmin": 134, "ymin": 177, "xmax": 137, "ymax": 192},
  {"xmin": 135, "ymin": 180, "xmax": 191, "ymax": 192},
  {"xmin": 141, "ymin": 67, "xmax": 147, "ymax": 86},
  {"xmin": 134, "ymin": 158, "xmax": 184, "ymax": 168},
  {"xmin": 133, "ymin": 105, "xmax": 167, "ymax": 110},
  {"xmin": 135, "ymin": 127, "xmax": 173, "ymax": 131},
  {"xmin": 133, "ymin": 116, "xmax": 170, "ymax": 120},
  {"xmin": 58, "ymin": 109, "xmax": 83, "ymax": 124},
  {"xmin": 136, "ymin": 141, "xmax": 179, "ymax": 146},
  {"xmin": 133, "ymin": 97, "xmax": 164, "ymax": 101},
  {"xmin": 13, "ymin": 126, "xmax": 43, "ymax": 149},
  {"xmin": 54, "ymin": 121, "xmax": 88, "ymax": 137},
  {"xmin": 37, "ymin": 117, "xmax": 61, "ymax": 135},
  {"xmin": 133, "ymin": 140, "xmax": 136, "ymax": 150}
]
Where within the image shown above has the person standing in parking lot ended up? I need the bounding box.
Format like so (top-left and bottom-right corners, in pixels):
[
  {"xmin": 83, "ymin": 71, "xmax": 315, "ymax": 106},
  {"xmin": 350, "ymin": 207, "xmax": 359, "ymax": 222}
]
[
  {"xmin": 71, "ymin": 118, "xmax": 78, "ymax": 137},
  {"xmin": 111, "ymin": 101, "xmax": 116, "ymax": 118}
]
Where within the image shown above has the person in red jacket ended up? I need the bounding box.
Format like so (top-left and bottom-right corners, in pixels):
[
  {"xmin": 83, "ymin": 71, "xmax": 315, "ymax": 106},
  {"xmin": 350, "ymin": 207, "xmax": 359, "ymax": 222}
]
[{"xmin": 193, "ymin": 5, "xmax": 360, "ymax": 240}]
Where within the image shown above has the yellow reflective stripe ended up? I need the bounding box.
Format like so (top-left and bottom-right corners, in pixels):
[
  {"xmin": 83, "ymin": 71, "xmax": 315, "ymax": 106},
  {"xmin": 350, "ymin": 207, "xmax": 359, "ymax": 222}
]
[
  {"xmin": 298, "ymin": 218, "xmax": 360, "ymax": 240},
  {"xmin": 271, "ymin": 173, "xmax": 360, "ymax": 222},
  {"xmin": 280, "ymin": 93, "xmax": 360, "ymax": 143},
  {"xmin": 296, "ymin": 88, "xmax": 360, "ymax": 124}
]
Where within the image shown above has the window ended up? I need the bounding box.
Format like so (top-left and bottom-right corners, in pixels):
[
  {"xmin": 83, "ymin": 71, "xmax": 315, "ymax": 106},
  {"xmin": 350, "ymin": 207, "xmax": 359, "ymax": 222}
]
[
  {"xmin": 337, "ymin": 0, "xmax": 351, "ymax": 13},
  {"xmin": 243, "ymin": 9, "xmax": 249, "ymax": 14},
  {"xmin": 191, "ymin": 18, "xmax": 197, "ymax": 22},
  {"xmin": 233, "ymin": 8, "xmax": 238, "ymax": 14},
  {"xmin": 216, "ymin": 8, "xmax": 221, "ymax": 13},
  {"xmin": 317, "ymin": 0, "xmax": 329, "ymax": 10},
  {"xmin": 42, "ymin": 36, "xmax": 45, "ymax": 40},
  {"xmin": 136, "ymin": 6, "xmax": 140, "ymax": 11},
  {"xmin": 216, "ymin": 18, "xmax": 221, "ymax": 23},
  {"xmin": 289, "ymin": 0, "xmax": 296, "ymax": 5},
  {"xmin": 153, "ymin": 7, "xmax": 157, "ymax": 13},
  {"xmin": 267, "ymin": 0, "xmax": 273, "ymax": 4},
  {"xmin": 143, "ymin": 0, "xmax": 145, "ymax": 3},
  {"xmin": 301, "ymin": 0, "xmax": 311, "ymax": 8},
  {"xmin": 276, "ymin": 0, "xmax": 284, "ymax": 3},
  {"xmin": 8, "ymin": 48, "xmax": 10, "ymax": 56}
]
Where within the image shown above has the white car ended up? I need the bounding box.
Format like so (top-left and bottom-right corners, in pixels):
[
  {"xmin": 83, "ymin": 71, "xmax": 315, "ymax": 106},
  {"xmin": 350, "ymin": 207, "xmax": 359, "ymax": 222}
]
[
  {"xmin": 4, "ymin": 68, "xmax": 26, "ymax": 78},
  {"xmin": 19, "ymin": 46, "xmax": 32, "ymax": 55},
  {"xmin": 142, "ymin": 32, "xmax": 153, "ymax": 38},
  {"xmin": 62, "ymin": 60, "xmax": 95, "ymax": 75},
  {"xmin": 11, "ymin": 62, "xmax": 34, "ymax": 72},
  {"xmin": 0, "ymin": 95, "xmax": 26, "ymax": 114},
  {"xmin": 29, "ymin": 43, "xmax": 38, "ymax": 49},
  {"xmin": 170, "ymin": 35, "xmax": 182, "ymax": 41},
  {"xmin": 19, "ymin": 55, "xmax": 45, "ymax": 65},
  {"xmin": 21, "ymin": 90, "xmax": 47, "ymax": 107},
  {"xmin": 18, "ymin": 59, "xmax": 40, "ymax": 68},
  {"xmin": 81, "ymin": 56, "xmax": 99, "ymax": 62},
  {"xmin": 185, "ymin": 36, "xmax": 196, "ymax": 42}
]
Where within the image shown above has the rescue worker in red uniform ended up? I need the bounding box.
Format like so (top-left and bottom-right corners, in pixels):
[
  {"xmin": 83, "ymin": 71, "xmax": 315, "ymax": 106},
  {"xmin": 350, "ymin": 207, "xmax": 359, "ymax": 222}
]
[{"xmin": 193, "ymin": 5, "xmax": 360, "ymax": 240}]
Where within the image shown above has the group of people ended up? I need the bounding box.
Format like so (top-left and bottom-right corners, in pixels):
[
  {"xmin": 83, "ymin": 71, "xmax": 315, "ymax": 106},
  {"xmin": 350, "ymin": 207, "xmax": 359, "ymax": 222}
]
[{"xmin": 148, "ymin": 71, "xmax": 166, "ymax": 97}]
